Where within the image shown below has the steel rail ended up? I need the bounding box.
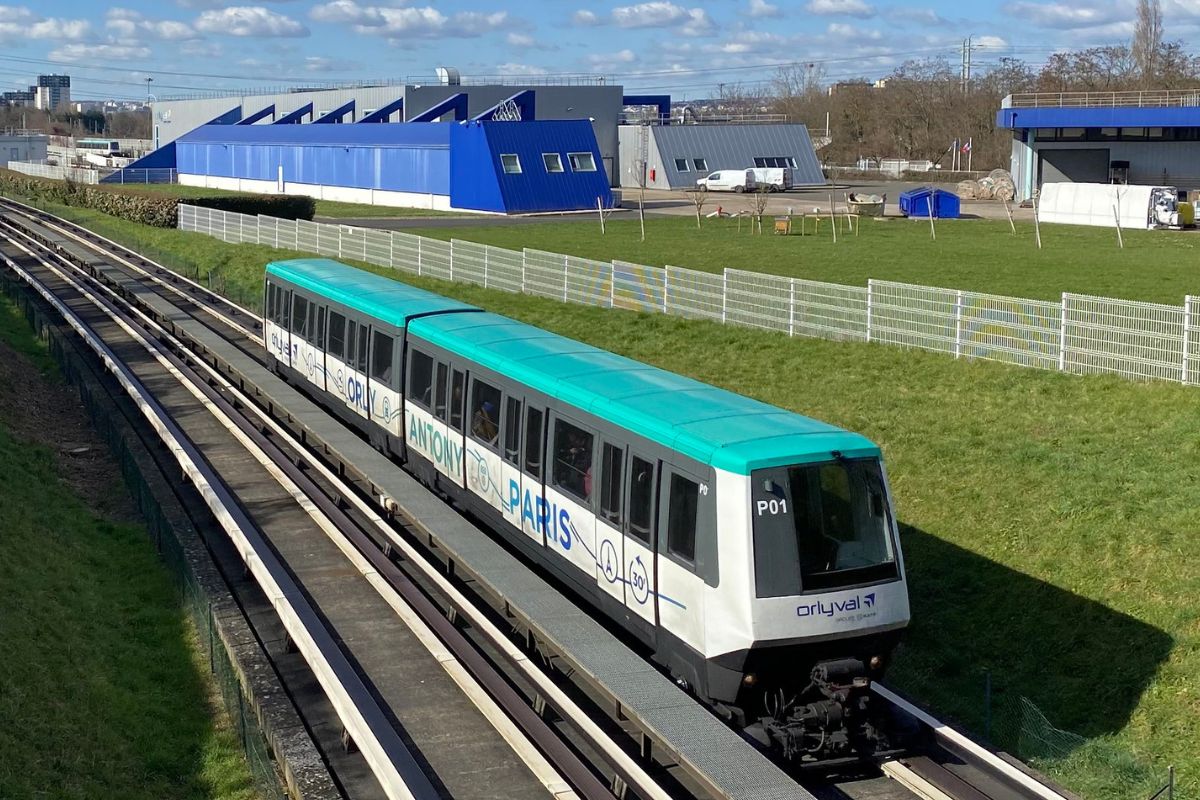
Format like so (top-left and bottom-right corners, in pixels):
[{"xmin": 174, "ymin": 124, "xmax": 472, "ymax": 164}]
[{"xmin": 1, "ymin": 220, "xmax": 661, "ymax": 800}]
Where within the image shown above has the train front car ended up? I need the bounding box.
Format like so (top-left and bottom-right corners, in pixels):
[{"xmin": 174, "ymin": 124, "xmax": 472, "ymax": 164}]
[{"xmin": 708, "ymin": 434, "xmax": 910, "ymax": 765}]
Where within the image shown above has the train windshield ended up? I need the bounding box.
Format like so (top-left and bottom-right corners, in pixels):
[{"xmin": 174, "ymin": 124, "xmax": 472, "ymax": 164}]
[{"xmin": 752, "ymin": 459, "xmax": 898, "ymax": 598}]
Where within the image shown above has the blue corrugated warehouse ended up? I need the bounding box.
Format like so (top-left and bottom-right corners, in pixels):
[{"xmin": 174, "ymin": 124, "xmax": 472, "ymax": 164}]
[{"xmin": 172, "ymin": 119, "xmax": 612, "ymax": 214}]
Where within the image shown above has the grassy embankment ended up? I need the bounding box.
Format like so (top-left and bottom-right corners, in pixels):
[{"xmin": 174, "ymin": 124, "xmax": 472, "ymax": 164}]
[
  {"xmin": 17, "ymin": 197, "xmax": 1200, "ymax": 800},
  {"xmin": 405, "ymin": 213, "xmax": 1200, "ymax": 305},
  {"xmin": 0, "ymin": 296, "xmax": 258, "ymax": 800},
  {"xmin": 110, "ymin": 181, "xmax": 474, "ymax": 219}
]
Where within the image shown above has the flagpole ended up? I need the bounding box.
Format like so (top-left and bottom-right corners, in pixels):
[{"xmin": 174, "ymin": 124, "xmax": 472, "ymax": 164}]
[{"xmin": 967, "ymin": 137, "xmax": 973, "ymax": 172}]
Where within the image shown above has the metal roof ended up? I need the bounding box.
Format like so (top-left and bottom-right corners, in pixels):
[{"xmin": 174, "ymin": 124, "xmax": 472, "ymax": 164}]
[
  {"xmin": 180, "ymin": 121, "xmax": 451, "ymax": 148},
  {"xmin": 649, "ymin": 123, "xmax": 825, "ymax": 188},
  {"xmin": 266, "ymin": 258, "xmax": 479, "ymax": 327}
]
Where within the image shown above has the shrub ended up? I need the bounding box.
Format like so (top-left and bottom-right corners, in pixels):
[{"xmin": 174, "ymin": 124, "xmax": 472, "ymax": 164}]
[{"xmin": 0, "ymin": 169, "xmax": 316, "ymax": 227}]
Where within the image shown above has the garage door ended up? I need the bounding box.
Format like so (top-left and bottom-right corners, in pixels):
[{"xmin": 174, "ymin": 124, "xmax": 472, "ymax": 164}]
[{"xmin": 1038, "ymin": 148, "xmax": 1110, "ymax": 186}]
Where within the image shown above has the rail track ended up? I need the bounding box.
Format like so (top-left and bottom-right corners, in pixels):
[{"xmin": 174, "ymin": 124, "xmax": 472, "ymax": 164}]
[{"xmin": 0, "ymin": 198, "xmax": 1078, "ymax": 800}]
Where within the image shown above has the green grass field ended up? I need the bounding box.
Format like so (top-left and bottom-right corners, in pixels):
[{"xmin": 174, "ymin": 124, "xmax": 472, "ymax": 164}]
[
  {"xmin": 0, "ymin": 297, "xmax": 258, "ymax": 800},
  {"xmin": 110, "ymin": 182, "xmax": 473, "ymax": 219},
  {"xmin": 403, "ymin": 214, "xmax": 1200, "ymax": 305},
  {"xmin": 14, "ymin": 197, "xmax": 1199, "ymax": 799}
]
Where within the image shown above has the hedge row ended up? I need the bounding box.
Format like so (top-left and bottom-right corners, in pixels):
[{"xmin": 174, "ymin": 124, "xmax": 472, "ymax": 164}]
[{"xmin": 0, "ymin": 169, "xmax": 315, "ymax": 228}]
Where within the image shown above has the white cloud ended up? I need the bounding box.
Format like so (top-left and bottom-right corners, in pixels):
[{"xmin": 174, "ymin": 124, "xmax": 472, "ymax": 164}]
[
  {"xmin": 50, "ymin": 42, "xmax": 152, "ymax": 61},
  {"xmin": 181, "ymin": 39, "xmax": 224, "ymax": 57},
  {"xmin": 177, "ymin": 0, "xmax": 301, "ymax": 7},
  {"xmin": 195, "ymin": 6, "xmax": 309, "ymax": 36},
  {"xmin": 311, "ymin": 1, "xmax": 510, "ymax": 39},
  {"xmin": 587, "ymin": 47, "xmax": 636, "ymax": 66},
  {"xmin": 749, "ymin": 0, "xmax": 781, "ymax": 17},
  {"xmin": 1002, "ymin": 1, "xmax": 1124, "ymax": 28},
  {"xmin": 826, "ymin": 22, "xmax": 882, "ymax": 40},
  {"xmin": 572, "ymin": 9, "xmax": 599, "ymax": 25},
  {"xmin": 884, "ymin": 7, "xmax": 944, "ymax": 25},
  {"xmin": 0, "ymin": 5, "xmax": 35, "ymax": 22},
  {"xmin": 804, "ymin": 0, "xmax": 875, "ymax": 18},
  {"xmin": 680, "ymin": 7, "xmax": 714, "ymax": 35},
  {"xmin": 494, "ymin": 62, "xmax": 550, "ymax": 76},
  {"xmin": 106, "ymin": 9, "xmax": 197, "ymax": 40},
  {"xmin": 974, "ymin": 35, "xmax": 1009, "ymax": 49},
  {"xmin": 507, "ymin": 32, "xmax": 534, "ymax": 47},
  {"xmin": 612, "ymin": 2, "xmax": 689, "ymax": 28},
  {"xmin": 28, "ymin": 17, "xmax": 91, "ymax": 39}
]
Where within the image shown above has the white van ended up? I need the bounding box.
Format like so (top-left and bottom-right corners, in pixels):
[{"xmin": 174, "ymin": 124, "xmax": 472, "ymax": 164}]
[
  {"xmin": 696, "ymin": 169, "xmax": 757, "ymax": 193},
  {"xmin": 750, "ymin": 167, "xmax": 793, "ymax": 192}
]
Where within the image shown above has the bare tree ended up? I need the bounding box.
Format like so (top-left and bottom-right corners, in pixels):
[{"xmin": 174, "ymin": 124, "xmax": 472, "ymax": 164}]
[
  {"xmin": 751, "ymin": 186, "xmax": 771, "ymax": 234},
  {"xmin": 683, "ymin": 188, "xmax": 709, "ymax": 229},
  {"xmin": 1132, "ymin": 0, "xmax": 1164, "ymax": 84}
]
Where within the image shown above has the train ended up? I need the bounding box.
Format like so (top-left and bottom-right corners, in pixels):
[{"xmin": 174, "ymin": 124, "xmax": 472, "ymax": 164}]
[{"xmin": 263, "ymin": 257, "xmax": 911, "ymax": 763}]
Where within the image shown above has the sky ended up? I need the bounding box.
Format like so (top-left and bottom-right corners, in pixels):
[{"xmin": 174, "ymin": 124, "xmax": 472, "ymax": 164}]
[{"xmin": 2, "ymin": 0, "xmax": 1199, "ymax": 102}]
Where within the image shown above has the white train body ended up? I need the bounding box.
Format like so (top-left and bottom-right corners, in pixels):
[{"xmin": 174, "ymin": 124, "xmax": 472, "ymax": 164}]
[{"xmin": 264, "ymin": 258, "xmax": 911, "ymax": 759}]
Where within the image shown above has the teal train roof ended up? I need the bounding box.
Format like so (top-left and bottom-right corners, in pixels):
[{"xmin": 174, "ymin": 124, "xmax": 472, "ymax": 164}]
[
  {"xmin": 266, "ymin": 258, "xmax": 478, "ymax": 327},
  {"xmin": 267, "ymin": 258, "xmax": 880, "ymax": 475}
]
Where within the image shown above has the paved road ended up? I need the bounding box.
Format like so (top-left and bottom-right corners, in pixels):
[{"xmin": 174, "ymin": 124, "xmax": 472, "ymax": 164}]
[{"xmin": 317, "ymin": 179, "xmax": 1030, "ymax": 230}]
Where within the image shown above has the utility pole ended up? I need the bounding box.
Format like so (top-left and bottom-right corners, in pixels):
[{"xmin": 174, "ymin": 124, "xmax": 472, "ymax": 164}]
[{"xmin": 960, "ymin": 37, "xmax": 973, "ymax": 93}]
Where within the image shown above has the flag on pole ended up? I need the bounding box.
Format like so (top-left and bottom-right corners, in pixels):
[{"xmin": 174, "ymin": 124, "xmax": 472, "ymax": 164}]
[{"xmin": 961, "ymin": 138, "xmax": 973, "ymax": 153}]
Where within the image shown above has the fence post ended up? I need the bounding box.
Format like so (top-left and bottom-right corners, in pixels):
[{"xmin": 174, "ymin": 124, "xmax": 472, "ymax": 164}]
[
  {"xmin": 662, "ymin": 268, "xmax": 669, "ymax": 314},
  {"xmin": 1058, "ymin": 292, "xmax": 1069, "ymax": 372},
  {"xmin": 388, "ymin": 232, "xmax": 395, "ymax": 269},
  {"xmin": 338, "ymin": 227, "xmax": 343, "ymax": 259},
  {"xmin": 1183, "ymin": 296, "xmax": 1193, "ymax": 385},
  {"xmin": 954, "ymin": 289, "xmax": 964, "ymax": 358},
  {"xmin": 417, "ymin": 237, "xmax": 423, "ymax": 276},
  {"xmin": 866, "ymin": 280, "xmax": 875, "ymax": 342},
  {"xmin": 721, "ymin": 270, "xmax": 728, "ymax": 324},
  {"xmin": 789, "ymin": 279, "xmax": 796, "ymax": 337},
  {"xmin": 521, "ymin": 251, "xmax": 527, "ymax": 295},
  {"xmin": 449, "ymin": 240, "xmax": 455, "ymax": 282},
  {"xmin": 483, "ymin": 247, "xmax": 489, "ymax": 288},
  {"xmin": 222, "ymin": 210, "xmax": 227, "ymax": 242},
  {"xmin": 563, "ymin": 256, "xmax": 569, "ymax": 302},
  {"xmin": 609, "ymin": 264, "xmax": 616, "ymax": 309}
]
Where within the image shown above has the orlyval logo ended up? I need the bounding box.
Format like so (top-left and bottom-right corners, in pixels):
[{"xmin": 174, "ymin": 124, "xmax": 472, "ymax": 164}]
[{"xmin": 797, "ymin": 592, "xmax": 877, "ymax": 618}]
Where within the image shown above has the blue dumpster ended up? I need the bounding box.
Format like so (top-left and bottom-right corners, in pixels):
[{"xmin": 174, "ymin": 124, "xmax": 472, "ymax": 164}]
[{"xmin": 898, "ymin": 187, "xmax": 960, "ymax": 219}]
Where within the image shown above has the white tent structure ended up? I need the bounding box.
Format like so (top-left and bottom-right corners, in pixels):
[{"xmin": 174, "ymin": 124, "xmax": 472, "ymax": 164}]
[{"xmin": 1038, "ymin": 182, "xmax": 1176, "ymax": 229}]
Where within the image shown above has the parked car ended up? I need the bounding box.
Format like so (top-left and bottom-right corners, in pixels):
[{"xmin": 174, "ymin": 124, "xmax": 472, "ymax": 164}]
[
  {"xmin": 750, "ymin": 167, "xmax": 793, "ymax": 192},
  {"xmin": 696, "ymin": 169, "xmax": 757, "ymax": 193}
]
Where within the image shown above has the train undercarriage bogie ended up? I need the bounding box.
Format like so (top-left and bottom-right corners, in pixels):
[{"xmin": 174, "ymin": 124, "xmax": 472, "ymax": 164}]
[{"xmin": 740, "ymin": 655, "xmax": 904, "ymax": 766}]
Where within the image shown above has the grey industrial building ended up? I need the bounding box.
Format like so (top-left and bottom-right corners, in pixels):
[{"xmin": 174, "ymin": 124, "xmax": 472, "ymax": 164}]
[
  {"xmin": 0, "ymin": 133, "xmax": 47, "ymax": 166},
  {"xmin": 617, "ymin": 123, "xmax": 826, "ymax": 190}
]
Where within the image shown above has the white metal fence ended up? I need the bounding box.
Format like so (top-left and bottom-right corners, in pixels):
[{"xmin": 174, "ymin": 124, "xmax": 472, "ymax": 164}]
[
  {"xmin": 178, "ymin": 204, "xmax": 1200, "ymax": 388},
  {"xmin": 9, "ymin": 160, "xmax": 101, "ymax": 184}
]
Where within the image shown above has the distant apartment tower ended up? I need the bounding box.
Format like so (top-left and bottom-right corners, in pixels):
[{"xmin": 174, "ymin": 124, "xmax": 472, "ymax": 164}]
[
  {"xmin": 35, "ymin": 74, "xmax": 70, "ymax": 111},
  {"xmin": 1, "ymin": 88, "xmax": 35, "ymax": 107}
]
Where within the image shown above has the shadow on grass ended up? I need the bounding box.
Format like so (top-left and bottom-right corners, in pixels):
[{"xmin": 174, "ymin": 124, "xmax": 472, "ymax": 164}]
[{"xmin": 890, "ymin": 525, "xmax": 1173, "ymax": 748}]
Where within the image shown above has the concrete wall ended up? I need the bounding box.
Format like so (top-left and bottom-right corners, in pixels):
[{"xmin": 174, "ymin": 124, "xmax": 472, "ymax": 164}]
[{"xmin": 0, "ymin": 135, "xmax": 47, "ymax": 166}]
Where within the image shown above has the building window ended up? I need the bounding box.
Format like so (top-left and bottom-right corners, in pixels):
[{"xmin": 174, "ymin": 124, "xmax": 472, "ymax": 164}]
[
  {"xmin": 542, "ymin": 153, "xmax": 564, "ymax": 173},
  {"xmin": 754, "ymin": 156, "xmax": 796, "ymax": 168},
  {"xmin": 568, "ymin": 152, "xmax": 596, "ymax": 172},
  {"xmin": 692, "ymin": 158, "xmax": 707, "ymax": 171},
  {"xmin": 674, "ymin": 157, "xmax": 690, "ymax": 171},
  {"xmin": 501, "ymin": 154, "xmax": 522, "ymax": 174}
]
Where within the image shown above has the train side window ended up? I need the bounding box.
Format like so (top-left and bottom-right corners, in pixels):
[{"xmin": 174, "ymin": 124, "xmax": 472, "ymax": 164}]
[
  {"xmin": 434, "ymin": 362, "xmax": 449, "ymax": 421},
  {"xmin": 276, "ymin": 288, "xmax": 290, "ymax": 327},
  {"xmin": 315, "ymin": 306, "xmax": 326, "ymax": 348},
  {"xmin": 371, "ymin": 331, "xmax": 394, "ymax": 385},
  {"xmin": 356, "ymin": 324, "xmax": 368, "ymax": 373},
  {"xmin": 346, "ymin": 321, "xmax": 358, "ymax": 369},
  {"xmin": 408, "ymin": 349, "xmax": 433, "ymax": 408},
  {"xmin": 627, "ymin": 455, "xmax": 655, "ymax": 544},
  {"xmin": 327, "ymin": 311, "xmax": 346, "ymax": 360},
  {"xmin": 265, "ymin": 283, "xmax": 275, "ymax": 319},
  {"xmin": 448, "ymin": 370, "xmax": 465, "ymax": 431},
  {"xmin": 292, "ymin": 295, "xmax": 309, "ymax": 339},
  {"xmin": 470, "ymin": 379, "xmax": 501, "ymax": 447},
  {"xmin": 305, "ymin": 302, "xmax": 318, "ymax": 344},
  {"xmin": 524, "ymin": 407, "xmax": 544, "ymax": 479},
  {"xmin": 503, "ymin": 397, "xmax": 522, "ymax": 465},
  {"xmin": 600, "ymin": 443, "xmax": 624, "ymax": 526},
  {"xmin": 666, "ymin": 473, "xmax": 699, "ymax": 562},
  {"xmin": 552, "ymin": 418, "xmax": 593, "ymax": 505}
]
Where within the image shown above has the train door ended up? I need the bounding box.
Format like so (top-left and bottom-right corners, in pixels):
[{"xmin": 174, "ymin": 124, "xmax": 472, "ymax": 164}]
[
  {"xmin": 464, "ymin": 375, "xmax": 504, "ymax": 511},
  {"xmin": 287, "ymin": 292, "xmax": 307, "ymax": 371},
  {"xmin": 366, "ymin": 327, "xmax": 400, "ymax": 437},
  {"xmin": 299, "ymin": 299, "xmax": 323, "ymax": 389},
  {"xmin": 343, "ymin": 317, "xmax": 370, "ymax": 419},
  {"xmin": 325, "ymin": 309, "xmax": 351, "ymax": 407},
  {"xmin": 518, "ymin": 405, "xmax": 547, "ymax": 546},
  {"xmin": 622, "ymin": 453, "xmax": 658, "ymax": 624},
  {"xmin": 546, "ymin": 414, "xmax": 598, "ymax": 580},
  {"xmin": 265, "ymin": 281, "xmax": 290, "ymax": 364},
  {"xmin": 314, "ymin": 304, "xmax": 327, "ymax": 394},
  {"xmin": 595, "ymin": 440, "xmax": 626, "ymax": 604},
  {"xmin": 498, "ymin": 395, "xmax": 525, "ymax": 532}
]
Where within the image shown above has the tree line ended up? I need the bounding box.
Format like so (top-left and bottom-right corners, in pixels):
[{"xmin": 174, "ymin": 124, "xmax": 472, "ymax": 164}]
[{"xmin": 757, "ymin": 0, "xmax": 1196, "ymax": 171}]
